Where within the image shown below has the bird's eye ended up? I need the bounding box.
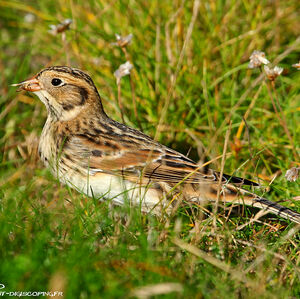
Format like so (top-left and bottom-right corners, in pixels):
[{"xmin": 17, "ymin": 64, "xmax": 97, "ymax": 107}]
[{"xmin": 51, "ymin": 78, "xmax": 63, "ymax": 86}]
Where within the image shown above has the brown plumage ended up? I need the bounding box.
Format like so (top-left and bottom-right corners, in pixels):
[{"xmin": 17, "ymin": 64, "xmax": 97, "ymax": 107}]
[{"xmin": 13, "ymin": 66, "xmax": 300, "ymax": 224}]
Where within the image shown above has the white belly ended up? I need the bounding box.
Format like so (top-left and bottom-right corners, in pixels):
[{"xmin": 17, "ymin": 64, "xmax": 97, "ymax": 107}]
[{"xmin": 60, "ymin": 171, "xmax": 165, "ymax": 213}]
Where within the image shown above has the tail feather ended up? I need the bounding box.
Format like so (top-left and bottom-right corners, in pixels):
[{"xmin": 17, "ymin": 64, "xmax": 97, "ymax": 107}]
[
  {"xmin": 198, "ymin": 184, "xmax": 300, "ymax": 224},
  {"xmin": 251, "ymin": 197, "xmax": 300, "ymax": 224},
  {"xmin": 220, "ymin": 173, "xmax": 260, "ymax": 187}
]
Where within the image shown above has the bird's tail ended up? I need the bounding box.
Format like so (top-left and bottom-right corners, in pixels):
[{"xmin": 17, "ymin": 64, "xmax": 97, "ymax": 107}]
[
  {"xmin": 249, "ymin": 196, "xmax": 300, "ymax": 224},
  {"xmin": 193, "ymin": 183, "xmax": 300, "ymax": 224}
]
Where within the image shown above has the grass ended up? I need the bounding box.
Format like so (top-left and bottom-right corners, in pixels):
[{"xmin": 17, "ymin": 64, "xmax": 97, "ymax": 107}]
[{"xmin": 0, "ymin": 0, "xmax": 299, "ymax": 298}]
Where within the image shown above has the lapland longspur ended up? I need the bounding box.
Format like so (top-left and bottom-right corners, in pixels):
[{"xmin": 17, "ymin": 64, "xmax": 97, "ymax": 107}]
[{"xmin": 13, "ymin": 66, "xmax": 300, "ymax": 224}]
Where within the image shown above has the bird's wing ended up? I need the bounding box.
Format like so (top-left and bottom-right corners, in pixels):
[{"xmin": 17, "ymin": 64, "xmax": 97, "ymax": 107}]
[{"xmin": 66, "ymin": 134, "xmax": 258, "ymax": 187}]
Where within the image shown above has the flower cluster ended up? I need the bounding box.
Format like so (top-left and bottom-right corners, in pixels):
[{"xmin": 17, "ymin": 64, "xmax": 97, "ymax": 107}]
[
  {"xmin": 285, "ymin": 167, "xmax": 300, "ymax": 182},
  {"xmin": 264, "ymin": 65, "xmax": 283, "ymax": 81},
  {"xmin": 292, "ymin": 61, "xmax": 300, "ymax": 70},
  {"xmin": 49, "ymin": 19, "xmax": 72, "ymax": 35},
  {"xmin": 248, "ymin": 50, "xmax": 285, "ymax": 81},
  {"xmin": 112, "ymin": 33, "xmax": 133, "ymax": 48},
  {"xmin": 114, "ymin": 61, "xmax": 133, "ymax": 84},
  {"xmin": 248, "ymin": 51, "xmax": 270, "ymax": 69}
]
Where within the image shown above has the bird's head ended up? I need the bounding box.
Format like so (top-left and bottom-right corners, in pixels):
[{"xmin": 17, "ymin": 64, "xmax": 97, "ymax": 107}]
[{"xmin": 13, "ymin": 66, "xmax": 105, "ymax": 121}]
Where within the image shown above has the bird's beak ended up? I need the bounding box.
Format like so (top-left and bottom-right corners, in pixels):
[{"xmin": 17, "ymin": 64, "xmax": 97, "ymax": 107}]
[{"xmin": 11, "ymin": 76, "xmax": 41, "ymax": 92}]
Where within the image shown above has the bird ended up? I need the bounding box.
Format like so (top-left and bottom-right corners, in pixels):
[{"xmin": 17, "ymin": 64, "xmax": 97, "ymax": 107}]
[{"xmin": 12, "ymin": 66, "xmax": 300, "ymax": 224}]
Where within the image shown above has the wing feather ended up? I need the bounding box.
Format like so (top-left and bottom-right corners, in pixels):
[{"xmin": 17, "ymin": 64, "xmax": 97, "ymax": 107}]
[{"xmin": 65, "ymin": 134, "xmax": 258, "ymax": 187}]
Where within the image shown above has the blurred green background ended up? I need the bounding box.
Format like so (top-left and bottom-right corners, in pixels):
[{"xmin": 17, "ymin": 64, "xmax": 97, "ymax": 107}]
[{"xmin": 0, "ymin": 0, "xmax": 299, "ymax": 298}]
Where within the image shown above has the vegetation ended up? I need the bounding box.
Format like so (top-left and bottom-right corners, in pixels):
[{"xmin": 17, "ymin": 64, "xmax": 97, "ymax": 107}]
[{"xmin": 0, "ymin": 0, "xmax": 299, "ymax": 298}]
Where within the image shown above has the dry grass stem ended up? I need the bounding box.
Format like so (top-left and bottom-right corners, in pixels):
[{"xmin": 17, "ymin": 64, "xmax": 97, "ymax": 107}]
[
  {"xmin": 172, "ymin": 238, "xmax": 253, "ymax": 286},
  {"xmin": 155, "ymin": 0, "xmax": 200, "ymax": 141},
  {"xmin": 265, "ymin": 81, "xmax": 298, "ymax": 159},
  {"xmin": 131, "ymin": 283, "xmax": 183, "ymax": 299},
  {"xmin": 213, "ymin": 122, "xmax": 231, "ymax": 229}
]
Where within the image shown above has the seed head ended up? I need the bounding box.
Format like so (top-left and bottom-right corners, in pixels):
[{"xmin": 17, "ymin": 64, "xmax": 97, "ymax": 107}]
[
  {"xmin": 264, "ymin": 65, "xmax": 283, "ymax": 81},
  {"xmin": 114, "ymin": 61, "xmax": 133, "ymax": 84},
  {"xmin": 248, "ymin": 50, "xmax": 270, "ymax": 69},
  {"xmin": 292, "ymin": 61, "xmax": 300, "ymax": 70},
  {"xmin": 285, "ymin": 167, "xmax": 300, "ymax": 182},
  {"xmin": 49, "ymin": 19, "xmax": 72, "ymax": 35},
  {"xmin": 112, "ymin": 33, "xmax": 133, "ymax": 48},
  {"xmin": 24, "ymin": 13, "xmax": 35, "ymax": 24}
]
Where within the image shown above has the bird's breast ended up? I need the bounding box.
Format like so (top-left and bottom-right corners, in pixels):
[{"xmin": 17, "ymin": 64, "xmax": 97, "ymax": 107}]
[{"xmin": 38, "ymin": 118, "xmax": 59, "ymax": 169}]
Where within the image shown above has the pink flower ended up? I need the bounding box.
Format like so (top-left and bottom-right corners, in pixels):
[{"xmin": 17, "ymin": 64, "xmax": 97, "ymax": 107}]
[
  {"xmin": 112, "ymin": 33, "xmax": 133, "ymax": 48},
  {"xmin": 49, "ymin": 19, "xmax": 72, "ymax": 35},
  {"xmin": 248, "ymin": 50, "xmax": 270, "ymax": 69},
  {"xmin": 285, "ymin": 167, "xmax": 300, "ymax": 182},
  {"xmin": 264, "ymin": 65, "xmax": 283, "ymax": 81},
  {"xmin": 114, "ymin": 61, "xmax": 133, "ymax": 84},
  {"xmin": 292, "ymin": 62, "xmax": 300, "ymax": 70}
]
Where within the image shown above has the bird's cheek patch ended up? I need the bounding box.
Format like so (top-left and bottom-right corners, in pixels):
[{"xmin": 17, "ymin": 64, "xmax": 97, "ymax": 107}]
[
  {"xmin": 79, "ymin": 87, "xmax": 88, "ymax": 105},
  {"xmin": 62, "ymin": 104, "xmax": 74, "ymax": 111}
]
